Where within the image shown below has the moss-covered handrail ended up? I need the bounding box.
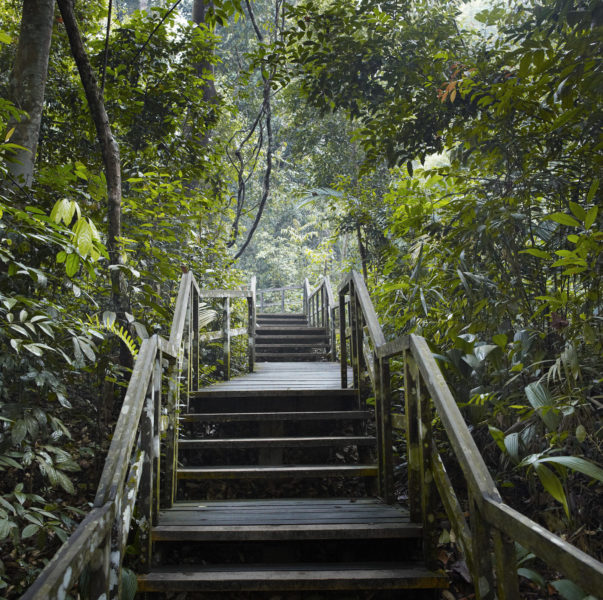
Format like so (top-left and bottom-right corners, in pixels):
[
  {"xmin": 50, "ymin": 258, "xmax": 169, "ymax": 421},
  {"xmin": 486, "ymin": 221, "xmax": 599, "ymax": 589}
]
[
  {"xmin": 337, "ymin": 270, "xmax": 603, "ymax": 600},
  {"xmin": 21, "ymin": 270, "xmax": 257, "ymax": 600}
]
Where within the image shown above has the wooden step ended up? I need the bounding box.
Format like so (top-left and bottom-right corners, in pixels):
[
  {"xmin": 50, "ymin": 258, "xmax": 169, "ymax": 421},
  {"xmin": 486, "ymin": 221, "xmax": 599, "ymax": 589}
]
[
  {"xmin": 257, "ymin": 352, "xmax": 326, "ymax": 361},
  {"xmin": 190, "ymin": 389, "xmax": 354, "ymax": 399},
  {"xmin": 137, "ymin": 562, "xmax": 448, "ymax": 592},
  {"xmin": 257, "ymin": 313, "xmax": 307, "ymax": 319},
  {"xmin": 177, "ymin": 464, "xmax": 378, "ymax": 480},
  {"xmin": 256, "ymin": 343, "xmax": 328, "ymax": 351},
  {"xmin": 256, "ymin": 326, "xmax": 327, "ymax": 334},
  {"xmin": 256, "ymin": 334, "xmax": 328, "ymax": 343},
  {"xmin": 152, "ymin": 498, "xmax": 420, "ymax": 541},
  {"xmin": 178, "ymin": 436, "xmax": 376, "ymax": 450},
  {"xmin": 183, "ymin": 410, "xmax": 370, "ymax": 422}
]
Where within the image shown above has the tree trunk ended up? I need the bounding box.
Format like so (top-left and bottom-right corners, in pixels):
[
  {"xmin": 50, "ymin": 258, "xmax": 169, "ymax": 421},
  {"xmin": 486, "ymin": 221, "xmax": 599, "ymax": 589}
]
[
  {"xmin": 56, "ymin": 0, "xmax": 129, "ymax": 323},
  {"xmin": 6, "ymin": 0, "xmax": 55, "ymax": 188},
  {"xmin": 192, "ymin": 0, "xmax": 217, "ymax": 104}
]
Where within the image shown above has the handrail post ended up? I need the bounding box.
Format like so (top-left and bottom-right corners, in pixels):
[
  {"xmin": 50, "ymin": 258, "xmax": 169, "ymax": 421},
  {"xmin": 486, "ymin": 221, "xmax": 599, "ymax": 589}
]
[
  {"xmin": 376, "ymin": 356, "xmax": 394, "ymax": 503},
  {"xmin": 248, "ymin": 276, "xmax": 256, "ymax": 373},
  {"xmin": 87, "ymin": 532, "xmax": 111, "ymax": 599},
  {"xmin": 404, "ymin": 351, "xmax": 421, "ymax": 523},
  {"xmin": 162, "ymin": 354, "xmax": 179, "ymax": 508},
  {"xmin": 191, "ymin": 287, "xmax": 199, "ymax": 392},
  {"xmin": 139, "ymin": 374, "xmax": 156, "ymax": 571},
  {"xmin": 469, "ymin": 496, "xmax": 496, "ymax": 600},
  {"xmin": 492, "ymin": 528, "xmax": 520, "ymax": 598},
  {"xmin": 303, "ymin": 278, "xmax": 310, "ymax": 317},
  {"xmin": 339, "ymin": 288, "xmax": 347, "ymax": 388},
  {"xmin": 222, "ymin": 297, "xmax": 231, "ymax": 380}
]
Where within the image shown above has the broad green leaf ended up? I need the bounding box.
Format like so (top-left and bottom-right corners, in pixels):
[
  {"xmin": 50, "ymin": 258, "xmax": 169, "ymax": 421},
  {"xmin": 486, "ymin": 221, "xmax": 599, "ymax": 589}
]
[
  {"xmin": 517, "ymin": 568, "xmax": 545, "ymax": 588},
  {"xmin": 568, "ymin": 202, "xmax": 586, "ymax": 221},
  {"xmin": 547, "ymin": 213, "xmax": 580, "ymax": 227},
  {"xmin": 21, "ymin": 523, "xmax": 39, "ymax": 539},
  {"xmin": 488, "ymin": 426, "xmax": 505, "ymax": 453},
  {"xmin": 520, "ymin": 248, "xmax": 551, "ymax": 259},
  {"xmin": 537, "ymin": 456, "xmax": 603, "ymax": 484},
  {"xmin": 575, "ymin": 425, "xmax": 586, "ymax": 443},
  {"xmin": 504, "ymin": 432, "xmax": 520, "ymax": 462},
  {"xmin": 584, "ymin": 206, "xmax": 598, "ymax": 229},
  {"xmin": 65, "ymin": 253, "xmax": 80, "ymax": 277},
  {"xmin": 534, "ymin": 462, "xmax": 569, "ymax": 517},
  {"xmin": 492, "ymin": 334, "xmax": 507, "ymax": 349},
  {"xmin": 586, "ymin": 178, "xmax": 599, "ymax": 203},
  {"xmin": 551, "ymin": 579, "xmax": 588, "ymax": 600},
  {"xmin": 525, "ymin": 382, "xmax": 560, "ymax": 431},
  {"xmin": 0, "ymin": 31, "xmax": 12, "ymax": 44}
]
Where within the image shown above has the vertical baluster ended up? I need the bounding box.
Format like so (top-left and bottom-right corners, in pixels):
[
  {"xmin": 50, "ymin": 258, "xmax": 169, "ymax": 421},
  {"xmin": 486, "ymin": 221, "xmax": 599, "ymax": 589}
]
[
  {"xmin": 162, "ymin": 354, "xmax": 179, "ymax": 509},
  {"xmin": 152, "ymin": 351, "xmax": 161, "ymax": 525},
  {"xmin": 330, "ymin": 305, "xmax": 337, "ymax": 361},
  {"xmin": 281, "ymin": 288, "xmax": 285, "ymax": 312},
  {"xmin": 192, "ymin": 288, "xmax": 199, "ymax": 392},
  {"xmin": 349, "ymin": 283, "xmax": 360, "ymax": 395},
  {"xmin": 376, "ymin": 357, "xmax": 394, "ymax": 503},
  {"xmin": 417, "ymin": 373, "xmax": 438, "ymax": 569},
  {"xmin": 248, "ymin": 283, "xmax": 256, "ymax": 373},
  {"xmin": 139, "ymin": 377, "xmax": 155, "ymax": 570},
  {"xmin": 222, "ymin": 297, "xmax": 231, "ymax": 380},
  {"xmin": 339, "ymin": 290, "xmax": 347, "ymax": 388},
  {"xmin": 88, "ymin": 532, "xmax": 111, "ymax": 598},
  {"xmin": 469, "ymin": 495, "xmax": 496, "ymax": 600},
  {"xmin": 492, "ymin": 528, "xmax": 520, "ymax": 599},
  {"xmin": 404, "ymin": 352, "xmax": 421, "ymax": 523}
]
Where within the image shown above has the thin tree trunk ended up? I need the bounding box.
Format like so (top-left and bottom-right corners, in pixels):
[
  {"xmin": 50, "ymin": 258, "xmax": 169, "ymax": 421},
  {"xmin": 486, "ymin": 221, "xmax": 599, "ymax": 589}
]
[
  {"xmin": 6, "ymin": 0, "xmax": 55, "ymax": 188},
  {"xmin": 56, "ymin": 0, "xmax": 128, "ymax": 321},
  {"xmin": 192, "ymin": 0, "xmax": 217, "ymax": 104}
]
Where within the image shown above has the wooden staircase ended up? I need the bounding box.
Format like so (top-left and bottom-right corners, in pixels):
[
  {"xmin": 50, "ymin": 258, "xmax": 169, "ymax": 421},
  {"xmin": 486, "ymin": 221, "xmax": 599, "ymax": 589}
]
[
  {"xmin": 137, "ymin": 355, "xmax": 446, "ymax": 595},
  {"xmin": 255, "ymin": 312, "xmax": 329, "ymax": 361}
]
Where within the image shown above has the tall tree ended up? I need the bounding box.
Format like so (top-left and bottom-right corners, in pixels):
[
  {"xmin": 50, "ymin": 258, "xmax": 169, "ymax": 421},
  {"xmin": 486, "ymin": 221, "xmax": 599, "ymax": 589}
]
[
  {"xmin": 56, "ymin": 0, "xmax": 129, "ymax": 324},
  {"xmin": 6, "ymin": 0, "xmax": 55, "ymax": 188}
]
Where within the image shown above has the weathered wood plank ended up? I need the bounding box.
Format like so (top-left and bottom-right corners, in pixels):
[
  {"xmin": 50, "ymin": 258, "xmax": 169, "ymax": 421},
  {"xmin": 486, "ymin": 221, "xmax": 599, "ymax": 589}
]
[
  {"xmin": 376, "ymin": 335, "xmax": 410, "ymax": 360},
  {"xmin": 182, "ymin": 410, "xmax": 371, "ymax": 422},
  {"xmin": 177, "ymin": 464, "xmax": 378, "ymax": 479},
  {"xmin": 178, "ymin": 436, "xmax": 376, "ymax": 449},
  {"xmin": 483, "ymin": 498, "xmax": 603, "ymax": 598},
  {"xmin": 137, "ymin": 563, "xmax": 448, "ymax": 592},
  {"xmin": 409, "ymin": 335, "xmax": 500, "ymax": 505},
  {"xmin": 152, "ymin": 523, "xmax": 420, "ymax": 541},
  {"xmin": 20, "ymin": 503, "xmax": 114, "ymax": 600}
]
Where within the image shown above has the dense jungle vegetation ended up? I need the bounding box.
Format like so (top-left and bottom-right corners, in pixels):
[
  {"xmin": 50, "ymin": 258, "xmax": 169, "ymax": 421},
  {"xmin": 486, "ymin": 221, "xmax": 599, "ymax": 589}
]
[{"xmin": 0, "ymin": 0, "xmax": 601, "ymax": 597}]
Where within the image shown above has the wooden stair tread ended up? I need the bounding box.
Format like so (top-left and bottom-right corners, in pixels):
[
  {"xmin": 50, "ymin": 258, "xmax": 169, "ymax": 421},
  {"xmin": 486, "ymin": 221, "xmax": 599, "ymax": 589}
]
[
  {"xmin": 178, "ymin": 436, "xmax": 376, "ymax": 449},
  {"xmin": 256, "ymin": 353, "xmax": 326, "ymax": 361},
  {"xmin": 177, "ymin": 464, "xmax": 378, "ymax": 479},
  {"xmin": 137, "ymin": 562, "xmax": 447, "ymax": 591},
  {"xmin": 190, "ymin": 388, "xmax": 354, "ymax": 398},
  {"xmin": 152, "ymin": 523, "xmax": 420, "ymax": 541},
  {"xmin": 183, "ymin": 410, "xmax": 370, "ymax": 422}
]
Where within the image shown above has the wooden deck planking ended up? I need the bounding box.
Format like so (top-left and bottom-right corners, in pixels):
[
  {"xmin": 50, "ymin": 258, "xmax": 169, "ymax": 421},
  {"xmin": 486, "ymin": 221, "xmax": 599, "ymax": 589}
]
[
  {"xmin": 152, "ymin": 499, "xmax": 421, "ymax": 541},
  {"xmin": 198, "ymin": 362, "xmax": 352, "ymax": 392}
]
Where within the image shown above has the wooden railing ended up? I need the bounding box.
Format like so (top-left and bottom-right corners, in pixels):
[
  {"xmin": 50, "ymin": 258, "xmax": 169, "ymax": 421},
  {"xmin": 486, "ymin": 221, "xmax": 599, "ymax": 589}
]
[
  {"xmin": 22, "ymin": 271, "xmax": 256, "ymax": 600},
  {"xmin": 338, "ymin": 270, "xmax": 603, "ymax": 600},
  {"xmin": 307, "ymin": 276, "xmax": 337, "ymax": 360},
  {"xmin": 256, "ymin": 284, "xmax": 303, "ymax": 313}
]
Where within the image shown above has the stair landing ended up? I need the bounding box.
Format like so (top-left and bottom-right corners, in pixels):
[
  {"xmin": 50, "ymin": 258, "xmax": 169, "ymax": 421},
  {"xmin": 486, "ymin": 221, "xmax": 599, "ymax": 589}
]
[{"xmin": 204, "ymin": 361, "xmax": 352, "ymax": 392}]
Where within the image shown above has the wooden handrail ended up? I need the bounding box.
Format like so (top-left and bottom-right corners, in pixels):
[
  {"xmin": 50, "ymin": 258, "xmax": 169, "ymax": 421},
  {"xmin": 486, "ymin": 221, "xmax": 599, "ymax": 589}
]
[
  {"xmin": 332, "ymin": 269, "xmax": 603, "ymax": 599},
  {"xmin": 22, "ymin": 271, "xmax": 258, "ymax": 600}
]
